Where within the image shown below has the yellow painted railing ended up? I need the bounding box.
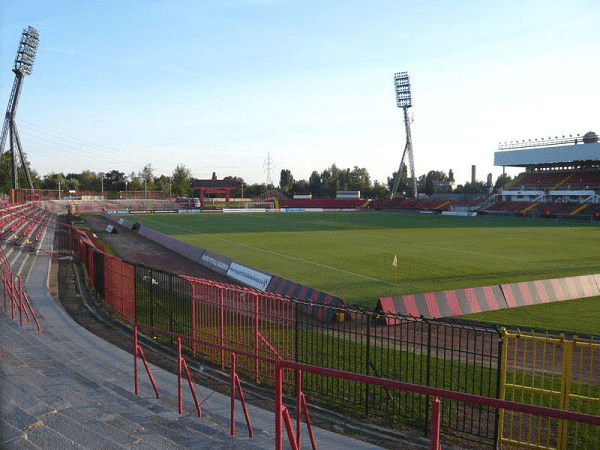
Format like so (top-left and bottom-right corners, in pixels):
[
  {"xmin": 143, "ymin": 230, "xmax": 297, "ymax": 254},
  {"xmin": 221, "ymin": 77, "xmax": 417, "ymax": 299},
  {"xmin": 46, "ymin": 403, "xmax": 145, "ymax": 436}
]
[{"xmin": 499, "ymin": 329, "xmax": 600, "ymax": 449}]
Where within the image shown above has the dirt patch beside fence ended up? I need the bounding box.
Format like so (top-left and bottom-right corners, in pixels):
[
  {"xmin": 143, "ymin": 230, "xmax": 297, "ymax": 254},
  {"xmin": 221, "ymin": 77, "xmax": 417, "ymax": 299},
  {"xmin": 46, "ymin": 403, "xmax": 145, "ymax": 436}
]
[{"xmin": 81, "ymin": 214, "xmax": 230, "ymax": 281}]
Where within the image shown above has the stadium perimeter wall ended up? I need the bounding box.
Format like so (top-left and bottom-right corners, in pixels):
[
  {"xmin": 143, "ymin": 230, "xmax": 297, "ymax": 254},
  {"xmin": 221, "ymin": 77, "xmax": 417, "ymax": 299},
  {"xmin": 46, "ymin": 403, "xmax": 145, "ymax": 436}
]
[{"xmin": 378, "ymin": 274, "xmax": 600, "ymax": 321}]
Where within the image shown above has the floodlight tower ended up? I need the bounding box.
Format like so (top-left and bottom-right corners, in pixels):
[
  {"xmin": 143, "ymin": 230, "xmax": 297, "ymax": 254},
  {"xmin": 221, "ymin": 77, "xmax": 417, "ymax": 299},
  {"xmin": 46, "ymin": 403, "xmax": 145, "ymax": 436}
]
[
  {"xmin": 0, "ymin": 26, "xmax": 40, "ymax": 189},
  {"xmin": 391, "ymin": 71, "xmax": 417, "ymax": 199}
]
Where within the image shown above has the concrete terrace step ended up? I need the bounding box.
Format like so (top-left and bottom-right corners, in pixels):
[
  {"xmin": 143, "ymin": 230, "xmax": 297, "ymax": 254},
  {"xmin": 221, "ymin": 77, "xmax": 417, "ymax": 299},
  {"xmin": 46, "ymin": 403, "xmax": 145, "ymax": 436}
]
[{"xmin": 1, "ymin": 318, "xmax": 267, "ymax": 450}]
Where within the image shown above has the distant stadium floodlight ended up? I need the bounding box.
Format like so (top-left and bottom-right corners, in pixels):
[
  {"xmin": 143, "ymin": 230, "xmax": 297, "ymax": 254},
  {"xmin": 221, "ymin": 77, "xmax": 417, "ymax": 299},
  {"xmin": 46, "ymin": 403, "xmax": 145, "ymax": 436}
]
[
  {"xmin": 14, "ymin": 26, "xmax": 40, "ymax": 76},
  {"xmin": 391, "ymin": 71, "xmax": 417, "ymax": 199},
  {"xmin": 0, "ymin": 25, "xmax": 40, "ymax": 189},
  {"xmin": 394, "ymin": 71, "xmax": 412, "ymax": 108}
]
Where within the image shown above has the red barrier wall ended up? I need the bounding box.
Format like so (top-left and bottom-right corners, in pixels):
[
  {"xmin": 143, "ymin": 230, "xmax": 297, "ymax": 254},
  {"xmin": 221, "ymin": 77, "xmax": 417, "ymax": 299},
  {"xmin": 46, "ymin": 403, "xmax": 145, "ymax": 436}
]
[
  {"xmin": 378, "ymin": 285, "xmax": 507, "ymax": 321},
  {"xmin": 379, "ymin": 274, "xmax": 600, "ymax": 323},
  {"xmin": 501, "ymin": 274, "xmax": 600, "ymax": 308},
  {"xmin": 104, "ymin": 255, "xmax": 136, "ymax": 321},
  {"xmin": 266, "ymin": 276, "xmax": 344, "ymax": 323}
]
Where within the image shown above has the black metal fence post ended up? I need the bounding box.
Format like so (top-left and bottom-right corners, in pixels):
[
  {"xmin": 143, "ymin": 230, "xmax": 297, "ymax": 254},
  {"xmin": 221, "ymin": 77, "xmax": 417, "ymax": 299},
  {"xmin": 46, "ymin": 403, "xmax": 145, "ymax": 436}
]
[
  {"xmin": 365, "ymin": 314, "xmax": 370, "ymax": 419},
  {"xmin": 294, "ymin": 302, "xmax": 299, "ymax": 397},
  {"xmin": 494, "ymin": 330, "xmax": 503, "ymax": 449},
  {"xmin": 425, "ymin": 320, "xmax": 432, "ymax": 435}
]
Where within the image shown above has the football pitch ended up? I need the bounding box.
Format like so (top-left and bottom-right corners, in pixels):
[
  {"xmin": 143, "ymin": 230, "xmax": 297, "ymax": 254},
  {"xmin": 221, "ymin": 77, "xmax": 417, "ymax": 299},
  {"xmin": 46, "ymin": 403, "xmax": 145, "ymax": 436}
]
[{"xmin": 121, "ymin": 212, "xmax": 600, "ymax": 311}]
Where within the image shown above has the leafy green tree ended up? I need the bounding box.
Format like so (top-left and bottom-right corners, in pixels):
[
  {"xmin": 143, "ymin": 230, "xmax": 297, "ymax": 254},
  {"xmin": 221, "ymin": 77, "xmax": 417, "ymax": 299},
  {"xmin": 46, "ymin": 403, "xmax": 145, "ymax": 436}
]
[
  {"xmin": 74, "ymin": 170, "xmax": 98, "ymax": 191},
  {"xmin": 172, "ymin": 164, "xmax": 192, "ymax": 197},
  {"xmin": 41, "ymin": 172, "xmax": 65, "ymax": 190},
  {"xmin": 279, "ymin": 169, "xmax": 294, "ymax": 195},
  {"xmin": 308, "ymin": 171, "xmax": 322, "ymax": 197},
  {"xmin": 154, "ymin": 174, "xmax": 171, "ymax": 195},
  {"xmin": 139, "ymin": 163, "xmax": 154, "ymax": 192},
  {"xmin": 454, "ymin": 181, "xmax": 487, "ymax": 194},
  {"xmin": 348, "ymin": 166, "xmax": 371, "ymax": 192},
  {"xmin": 244, "ymin": 183, "xmax": 264, "ymax": 198},
  {"xmin": 320, "ymin": 164, "xmax": 342, "ymax": 197},
  {"xmin": 494, "ymin": 173, "xmax": 512, "ymax": 192},
  {"xmin": 223, "ymin": 175, "xmax": 244, "ymax": 197},
  {"xmin": 293, "ymin": 179, "xmax": 309, "ymax": 194},
  {"xmin": 424, "ymin": 170, "xmax": 450, "ymax": 196},
  {"xmin": 64, "ymin": 177, "xmax": 80, "ymax": 192},
  {"xmin": 339, "ymin": 167, "xmax": 351, "ymax": 190},
  {"xmin": 387, "ymin": 163, "xmax": 408, "ymax": 194},
  {"xmin": 416, "ymin": 174, "xmax": 427, "ymax": 195},
  {"xmin": 424, "ymin": 172, "xmax": 436, "ymax": 196},
  {"xmin": 0, "ymin": 151, "xmax": 41, "ymax": 192},
  {"xmin": 366, "ymin": 180, "xmax": 390, "ymax": 199},
  {"xmin": 127, "ymin": 171, "xmax": 142, "ymax": 192},
  {"xmin": 104, "ymin": 170, "xmax": 126, "ymax": 191},
  {"xmin": 0, "ymin": 153, "xmax": 11, "ymax": 193}
]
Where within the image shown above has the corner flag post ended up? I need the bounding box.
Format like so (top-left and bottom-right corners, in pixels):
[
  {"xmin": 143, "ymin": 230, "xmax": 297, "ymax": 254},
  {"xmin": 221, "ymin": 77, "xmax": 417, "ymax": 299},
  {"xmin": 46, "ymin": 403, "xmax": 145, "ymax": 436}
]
[{"xmin": 392, "ymin": 253, "xmax": 398, "ymax": 283}]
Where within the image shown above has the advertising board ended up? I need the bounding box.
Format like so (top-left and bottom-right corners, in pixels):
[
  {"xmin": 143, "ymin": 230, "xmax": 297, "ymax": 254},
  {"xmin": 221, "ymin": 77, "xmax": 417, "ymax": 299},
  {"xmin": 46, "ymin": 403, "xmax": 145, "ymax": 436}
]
[{"xmin": 226, "ymin": 262, "xmax": 272, "ymax": 291}]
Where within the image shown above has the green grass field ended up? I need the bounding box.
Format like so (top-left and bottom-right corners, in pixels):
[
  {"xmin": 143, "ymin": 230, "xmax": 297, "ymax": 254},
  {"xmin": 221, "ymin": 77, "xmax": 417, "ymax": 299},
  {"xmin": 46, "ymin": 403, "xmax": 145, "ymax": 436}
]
[{"xmin": 121, "ymin": 212, "xmax": 600, "ymax": 307}]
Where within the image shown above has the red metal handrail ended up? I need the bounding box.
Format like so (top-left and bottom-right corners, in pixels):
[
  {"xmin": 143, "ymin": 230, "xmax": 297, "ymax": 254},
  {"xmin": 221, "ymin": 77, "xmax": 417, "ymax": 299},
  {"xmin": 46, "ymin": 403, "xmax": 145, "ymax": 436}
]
[
  {"xmin": 133, "ymin": 325, "xmax": 160, "ymax": 398},
  {"xmin": 274, "ymin": 360, "xmax": 600, "ymax": 450},
  {"xmin": 230, "ymin": 353, "xmax": 253, "ymax": 437},
  {"xmin": 177, "ymin": 336, "xmax": 202, "ymax": 417},
  {"xmin": 131, "ymin": 318, "xmax": 600, "ymax": 449},
  {"xmin": 0, "ymin": 245, "xmax": 41, "ymax": 333}
]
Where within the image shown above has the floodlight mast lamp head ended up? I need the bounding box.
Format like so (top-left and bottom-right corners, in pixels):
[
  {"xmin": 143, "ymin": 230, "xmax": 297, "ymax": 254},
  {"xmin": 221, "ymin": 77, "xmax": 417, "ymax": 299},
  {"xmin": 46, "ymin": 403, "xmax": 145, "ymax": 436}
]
[
  {"xmin": 13, "ymin": 26, "xmax": 40, "ymax": 76},
  {"xmin": 394, "ymin": 71, "xmax": 412, "ymax": 108}
]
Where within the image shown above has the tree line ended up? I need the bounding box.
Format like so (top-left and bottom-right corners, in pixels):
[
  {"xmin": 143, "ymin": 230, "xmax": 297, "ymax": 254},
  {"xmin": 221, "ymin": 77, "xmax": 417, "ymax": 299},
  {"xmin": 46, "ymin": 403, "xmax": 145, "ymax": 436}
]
[
  {"xmin": 0, "ymin": 154, "xmax": 194, "ymax": 198},
  {"xmin": 0, "ymin": 151, "xmax": 513, "ymax": 199},
  {"xmin": 278, "ymin": 164, "xmax": 513, "ymax": 198}
]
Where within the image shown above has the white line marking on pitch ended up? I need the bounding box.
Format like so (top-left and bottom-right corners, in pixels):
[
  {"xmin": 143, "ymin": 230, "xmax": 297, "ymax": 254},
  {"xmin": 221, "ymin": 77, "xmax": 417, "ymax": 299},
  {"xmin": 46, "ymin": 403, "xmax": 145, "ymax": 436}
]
[{"xmin": 137, "ymin": 217, "xmax": 600, "ymax": 287}]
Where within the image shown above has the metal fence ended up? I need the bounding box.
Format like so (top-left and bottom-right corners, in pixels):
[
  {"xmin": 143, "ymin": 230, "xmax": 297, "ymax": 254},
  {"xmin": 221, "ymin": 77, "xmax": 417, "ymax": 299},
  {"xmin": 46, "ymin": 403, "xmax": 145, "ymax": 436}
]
[
  {"xmin": 499, "ymin": 329, "xmax": 600, "ymax": 449},
  {"xmin": 296, "ymin": 306, "xmax": 501, "ymax": 445},
  {"xmin": 65, "ymin": 223, "xmax": 503, "ymax": 446}
]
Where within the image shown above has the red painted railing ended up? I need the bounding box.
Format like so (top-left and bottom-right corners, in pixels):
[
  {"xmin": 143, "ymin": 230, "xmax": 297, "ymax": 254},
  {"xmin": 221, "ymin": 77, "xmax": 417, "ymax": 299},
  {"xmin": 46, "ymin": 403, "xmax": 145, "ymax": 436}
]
[
  {"xmin": 133, "ymin": 322, "xmax": 264, "ymax": 439},
  {"xmin": 131, "ymin": 321, "xmax": 600, "ymax": 449},
  {"xmin": 274, "ymin": 360, "xmax": 600, "ymax": 450},
  {"xmin": 0, "ymin": 245, "xmax": 41, "ymax": 333}
]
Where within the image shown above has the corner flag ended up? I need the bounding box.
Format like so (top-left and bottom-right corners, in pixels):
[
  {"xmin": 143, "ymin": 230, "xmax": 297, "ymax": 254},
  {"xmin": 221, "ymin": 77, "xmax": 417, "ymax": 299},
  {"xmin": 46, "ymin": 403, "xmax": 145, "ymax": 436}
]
[{"xmin": 392, "ymin": 254, "xmax": 398, "ymax": 267}]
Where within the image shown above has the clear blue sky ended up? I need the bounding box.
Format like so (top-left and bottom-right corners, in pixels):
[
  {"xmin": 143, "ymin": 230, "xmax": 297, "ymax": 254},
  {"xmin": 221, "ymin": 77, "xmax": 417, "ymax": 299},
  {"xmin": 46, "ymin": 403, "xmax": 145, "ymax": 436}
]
[{"xmin": 1, "ymin": 0, "xmax": 598, "ymax": 187}]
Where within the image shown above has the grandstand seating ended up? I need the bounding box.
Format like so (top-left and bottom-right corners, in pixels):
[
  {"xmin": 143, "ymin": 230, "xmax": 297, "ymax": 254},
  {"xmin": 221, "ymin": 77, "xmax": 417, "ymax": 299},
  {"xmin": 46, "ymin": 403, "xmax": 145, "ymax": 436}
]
[
  {"xmin": 565, "ymin": 172, "xmax": 600, "ymax": 190},
  {"xmin": 488, "ymin": 168, "xmax": 600, "ymax": 217},
  {"xmin": 587, "ymin": 204, "xmax": 600, "ymax": 216},
  {"xmin": 483, "ymin": 200, "xmax": 600, "ymax": 217},
  {"xmin": 509, "ymin": 172, "xmax": 570, "ymax": 190},
  {"xmin": 546, "ymin": 202, "xmax": 581, "ymax": 215},
  {"xmin": 0, "ymin": 205, "xmax": 51, "ymax": 248},
  {"xmin": 504, "ymin": 170, "xmax": 600, "ymax": 192}
]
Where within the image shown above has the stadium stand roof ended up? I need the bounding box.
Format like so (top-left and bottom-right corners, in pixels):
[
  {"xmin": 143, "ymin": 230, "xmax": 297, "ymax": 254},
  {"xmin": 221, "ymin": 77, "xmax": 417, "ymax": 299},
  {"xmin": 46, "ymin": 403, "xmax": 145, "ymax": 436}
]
[{"xmin": 495, "ymin": 142, "xmax": 600, "ymax": 167}]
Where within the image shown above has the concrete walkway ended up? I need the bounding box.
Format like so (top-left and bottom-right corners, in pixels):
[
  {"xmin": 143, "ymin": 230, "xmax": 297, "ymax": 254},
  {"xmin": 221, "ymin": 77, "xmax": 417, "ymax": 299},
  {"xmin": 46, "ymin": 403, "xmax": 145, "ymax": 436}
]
[{"xmin": 0, "ymin": 227, "xmax": 385, "ymax": 449}]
